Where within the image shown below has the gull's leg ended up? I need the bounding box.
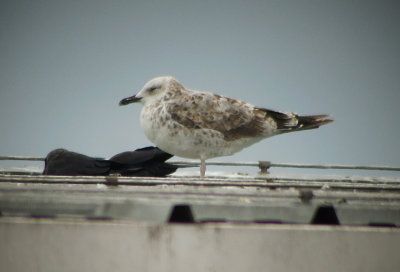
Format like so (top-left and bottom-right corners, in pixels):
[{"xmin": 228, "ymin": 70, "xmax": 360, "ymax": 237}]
[{"xmin": 200, "ymin": 159, "xmax": 206, "ymax": 179}]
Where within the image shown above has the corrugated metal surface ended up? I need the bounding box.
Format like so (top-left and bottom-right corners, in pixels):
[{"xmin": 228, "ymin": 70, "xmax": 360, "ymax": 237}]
[{"xmin": 1, "ymin": 169, "xmax": 400, "ymax": 271}]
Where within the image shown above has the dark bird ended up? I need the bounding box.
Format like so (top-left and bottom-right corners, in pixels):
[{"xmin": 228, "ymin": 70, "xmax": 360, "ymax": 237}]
[
  {"xmin": 43, "ymin": 146, "xmax": 178, "ymax": 177},
  {"xmin": 108, "ymin": 146, "xmax": 177, "ymax": 177}
]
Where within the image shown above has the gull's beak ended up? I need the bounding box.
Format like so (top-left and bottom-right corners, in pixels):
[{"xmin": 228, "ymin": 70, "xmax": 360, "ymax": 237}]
[{"xmin": 119, "ymin": 95, "xmax": 142, "ymax": 106}]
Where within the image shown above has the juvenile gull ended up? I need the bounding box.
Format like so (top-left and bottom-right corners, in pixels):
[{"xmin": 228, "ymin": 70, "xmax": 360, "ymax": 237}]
[{"xmin": 119, "ymin": 76, "xmax": 333, "ymax": 178}]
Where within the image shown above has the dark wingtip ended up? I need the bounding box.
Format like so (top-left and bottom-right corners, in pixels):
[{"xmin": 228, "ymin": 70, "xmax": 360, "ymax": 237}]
[{"xmin": 297, "ymin": 114, "xmax": 334, "ymax": 130}]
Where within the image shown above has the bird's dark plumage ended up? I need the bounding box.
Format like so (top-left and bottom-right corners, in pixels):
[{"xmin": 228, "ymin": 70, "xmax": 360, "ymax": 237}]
[
  {"xmin": 43, "ymin": 146, "xmax": 177, "ymax": 177},
  {"xmin": 109, "ymin": 147, "xmax": 176, "ymax": 177},
  {"xmin": 43, "ymin": 149, "xmax": 110, "ymax": 176}
]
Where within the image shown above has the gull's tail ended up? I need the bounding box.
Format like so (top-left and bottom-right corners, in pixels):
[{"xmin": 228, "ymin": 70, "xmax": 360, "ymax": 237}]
[
  {"xmin": 296, "ymin": 114, "xmax": 334, "ymax": 130},
  {"xmin": 263, "ymin": 109, "xmax": 334, "ymax": 133}
]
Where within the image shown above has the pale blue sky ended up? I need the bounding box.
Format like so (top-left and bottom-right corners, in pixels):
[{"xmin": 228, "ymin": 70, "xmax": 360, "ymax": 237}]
[{"xmin": 1, "ymin": 0, "xmax": 399, "ymax": 175}]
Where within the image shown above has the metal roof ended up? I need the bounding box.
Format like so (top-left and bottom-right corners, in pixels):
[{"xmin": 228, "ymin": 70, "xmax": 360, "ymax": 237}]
[{"xmin": 1, "ymin": 160, "xmax": 400, "ymax": 272}]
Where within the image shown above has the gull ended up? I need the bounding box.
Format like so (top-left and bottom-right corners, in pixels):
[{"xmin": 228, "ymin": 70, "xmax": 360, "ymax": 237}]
[{"xmin": 119, "ymin": 76, "xmax": 333, "ymax": 178}]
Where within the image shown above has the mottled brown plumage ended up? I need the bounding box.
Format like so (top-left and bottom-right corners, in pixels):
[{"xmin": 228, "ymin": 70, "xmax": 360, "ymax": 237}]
[{"xmin": 119, "ymin": 76, "xmax": 333, "ymax": 178}]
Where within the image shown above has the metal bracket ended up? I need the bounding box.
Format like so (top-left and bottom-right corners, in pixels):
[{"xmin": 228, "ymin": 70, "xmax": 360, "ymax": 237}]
[{"xmin": 258, "ymin": 161, "xmax": 271, "ymax": 174}]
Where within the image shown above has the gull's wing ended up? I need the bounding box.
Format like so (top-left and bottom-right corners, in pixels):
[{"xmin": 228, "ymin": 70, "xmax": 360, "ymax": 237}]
[
  {"xmin": 165, "ymin": 91, "xmax": 275, "ymax": 141},
  {"xmin": 165, "ymin": 90, "xmax": 333, "ymax": 141}
]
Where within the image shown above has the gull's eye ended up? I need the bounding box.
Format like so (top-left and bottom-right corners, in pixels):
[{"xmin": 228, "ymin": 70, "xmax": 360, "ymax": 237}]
[
  {"xmin": 148, "ymin": 85, "xmax": 160, "ymax": 93},
  {"xmin": 149, "ymin": 87, "xmax": 156, "ymax": 92}
]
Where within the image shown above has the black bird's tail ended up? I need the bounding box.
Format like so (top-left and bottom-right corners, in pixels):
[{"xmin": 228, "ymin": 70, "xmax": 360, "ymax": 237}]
[{"xmin": 110, "ymin": 146, "xmax": 183, "ymax": 177}]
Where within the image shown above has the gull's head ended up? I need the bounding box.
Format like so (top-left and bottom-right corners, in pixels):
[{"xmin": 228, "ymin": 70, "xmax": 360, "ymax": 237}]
[{"xmin": 119, "ymin": 76, "xmax": 179, "ymax": 106}]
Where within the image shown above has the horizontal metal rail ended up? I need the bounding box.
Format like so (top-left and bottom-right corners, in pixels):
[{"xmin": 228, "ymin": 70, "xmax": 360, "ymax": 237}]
[
  {"xmin": 1, "ymin": 156, "xmax": 400, "ymax": 172},
  {"xmin": 171, "ymin": 161, "xmax": 400, "ymax": 172},
  {"xmin": 0, "ymin": 156, "xmax": 45, "ymax": 161}
]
